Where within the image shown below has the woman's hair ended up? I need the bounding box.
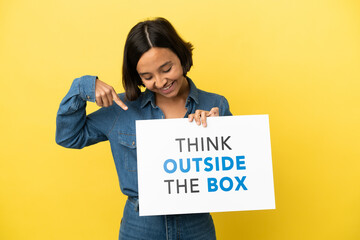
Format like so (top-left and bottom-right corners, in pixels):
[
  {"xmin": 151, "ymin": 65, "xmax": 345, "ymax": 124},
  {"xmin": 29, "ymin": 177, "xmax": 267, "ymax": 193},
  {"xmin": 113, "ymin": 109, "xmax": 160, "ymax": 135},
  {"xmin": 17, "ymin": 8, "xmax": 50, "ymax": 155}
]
[{"xmin": 122, "ymin": 17, "xmax": 194, "ymax": 101}]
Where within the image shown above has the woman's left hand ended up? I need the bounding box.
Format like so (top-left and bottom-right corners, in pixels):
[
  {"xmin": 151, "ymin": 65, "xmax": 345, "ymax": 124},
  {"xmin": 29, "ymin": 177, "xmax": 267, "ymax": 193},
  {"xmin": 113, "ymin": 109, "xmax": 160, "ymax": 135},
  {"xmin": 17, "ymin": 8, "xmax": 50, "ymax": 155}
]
[{"xmin": 188, "ymin": 107, "xmax": 219, "ymax": 127}]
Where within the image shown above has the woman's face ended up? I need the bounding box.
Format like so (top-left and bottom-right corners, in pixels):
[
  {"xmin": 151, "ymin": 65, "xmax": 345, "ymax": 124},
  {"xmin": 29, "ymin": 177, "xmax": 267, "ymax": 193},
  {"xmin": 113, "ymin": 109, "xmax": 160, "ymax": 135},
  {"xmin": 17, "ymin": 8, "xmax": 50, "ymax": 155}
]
[{"xmin": 136, "ymin": 47, "xmax": 188, "ymax": 99}]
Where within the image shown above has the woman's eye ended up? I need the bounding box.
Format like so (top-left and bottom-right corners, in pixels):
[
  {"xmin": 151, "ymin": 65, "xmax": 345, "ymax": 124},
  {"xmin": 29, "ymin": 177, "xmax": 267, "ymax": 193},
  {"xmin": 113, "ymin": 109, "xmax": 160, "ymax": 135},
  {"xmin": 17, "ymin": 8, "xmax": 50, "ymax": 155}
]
[
  {"xmin": 163, "ymin": 66, "xmax": 172, "ymax": 73},
  {"xmin": 144, "ymin": 76, "xmax": 152, "ymax": 80}
]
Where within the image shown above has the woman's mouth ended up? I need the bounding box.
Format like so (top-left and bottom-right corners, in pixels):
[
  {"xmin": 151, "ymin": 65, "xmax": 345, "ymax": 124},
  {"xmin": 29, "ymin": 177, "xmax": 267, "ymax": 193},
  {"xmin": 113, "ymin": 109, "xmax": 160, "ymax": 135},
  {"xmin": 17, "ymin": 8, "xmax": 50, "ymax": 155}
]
[{"xmin": 160, "ymin": 81, "xmax": 175, "ymax": 94}]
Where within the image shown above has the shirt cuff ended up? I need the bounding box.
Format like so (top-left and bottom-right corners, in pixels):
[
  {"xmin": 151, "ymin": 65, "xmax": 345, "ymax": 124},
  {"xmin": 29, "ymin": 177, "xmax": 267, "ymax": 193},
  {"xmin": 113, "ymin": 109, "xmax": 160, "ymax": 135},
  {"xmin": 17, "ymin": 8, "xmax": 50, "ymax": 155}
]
[{"xmin": 79, "ymin": 75, "xmax": 97, "ymax": 102}]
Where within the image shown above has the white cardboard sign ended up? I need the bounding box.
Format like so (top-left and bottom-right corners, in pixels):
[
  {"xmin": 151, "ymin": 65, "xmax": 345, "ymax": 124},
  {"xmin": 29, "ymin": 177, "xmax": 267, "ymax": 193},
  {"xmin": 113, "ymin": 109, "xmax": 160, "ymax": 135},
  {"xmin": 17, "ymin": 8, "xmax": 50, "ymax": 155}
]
[{"xmin": 136, "ymin": 115, "xmax": 275, "ymax": 216}]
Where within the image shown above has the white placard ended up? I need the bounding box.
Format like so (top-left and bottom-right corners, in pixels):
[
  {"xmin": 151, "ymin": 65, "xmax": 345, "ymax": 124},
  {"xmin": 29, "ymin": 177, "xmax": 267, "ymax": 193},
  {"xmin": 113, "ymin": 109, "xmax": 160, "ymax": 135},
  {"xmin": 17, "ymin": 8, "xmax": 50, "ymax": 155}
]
[{"xmin": 136, "ymin": 115, "xmax": 275, "ymax": 216}]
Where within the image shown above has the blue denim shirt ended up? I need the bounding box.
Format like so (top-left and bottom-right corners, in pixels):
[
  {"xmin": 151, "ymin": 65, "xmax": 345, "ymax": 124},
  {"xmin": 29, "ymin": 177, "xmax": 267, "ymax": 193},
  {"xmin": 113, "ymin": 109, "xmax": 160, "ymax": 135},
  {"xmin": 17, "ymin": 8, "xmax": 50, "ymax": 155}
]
[{"xmin": 56, "ymin": 75, "xmax": 232, "ymax": 197}]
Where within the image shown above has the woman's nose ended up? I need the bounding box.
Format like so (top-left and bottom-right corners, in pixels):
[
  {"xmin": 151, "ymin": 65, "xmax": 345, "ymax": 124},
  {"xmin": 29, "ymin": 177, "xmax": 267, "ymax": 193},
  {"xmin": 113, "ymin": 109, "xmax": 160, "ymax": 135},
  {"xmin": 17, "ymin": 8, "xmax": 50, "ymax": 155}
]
[{"xmin": 154, "ymin": 76, "xmax": 166, "ymax": 88}]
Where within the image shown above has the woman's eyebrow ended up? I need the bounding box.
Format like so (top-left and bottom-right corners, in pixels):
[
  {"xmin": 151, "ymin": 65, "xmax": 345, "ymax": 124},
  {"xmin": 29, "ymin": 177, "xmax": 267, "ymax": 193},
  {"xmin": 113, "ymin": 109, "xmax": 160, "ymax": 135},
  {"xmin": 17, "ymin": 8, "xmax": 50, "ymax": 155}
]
[{"xmin": 139, "ymin": 72, "xmax": 150, "ymax": 76}]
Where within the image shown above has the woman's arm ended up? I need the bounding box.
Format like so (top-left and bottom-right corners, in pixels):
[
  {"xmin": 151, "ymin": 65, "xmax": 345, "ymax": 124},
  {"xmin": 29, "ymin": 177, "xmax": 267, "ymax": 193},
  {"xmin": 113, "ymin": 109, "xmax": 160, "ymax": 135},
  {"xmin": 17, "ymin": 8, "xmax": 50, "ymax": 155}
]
[
  {"xmin": 219, "ymin": 96, "xmax": 232, "ymax": 116},
  {"xmin": 55, "ymin": 75, "xmax": 123, "ymax": 149}
]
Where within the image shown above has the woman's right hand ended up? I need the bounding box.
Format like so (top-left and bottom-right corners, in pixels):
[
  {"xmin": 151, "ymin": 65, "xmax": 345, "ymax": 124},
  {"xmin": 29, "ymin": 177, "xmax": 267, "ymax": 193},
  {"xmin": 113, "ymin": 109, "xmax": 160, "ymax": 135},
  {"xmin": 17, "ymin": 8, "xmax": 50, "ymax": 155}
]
[{"xmin": 95, "ymin": 78, "xmax": 128, "ymax": 110}]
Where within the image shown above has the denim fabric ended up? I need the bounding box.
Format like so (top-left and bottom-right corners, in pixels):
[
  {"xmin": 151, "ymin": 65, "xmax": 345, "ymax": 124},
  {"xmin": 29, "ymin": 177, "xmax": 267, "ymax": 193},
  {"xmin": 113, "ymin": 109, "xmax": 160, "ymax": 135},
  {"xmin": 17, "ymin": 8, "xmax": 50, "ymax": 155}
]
[
  {"xmin": 56, "ymin": 75, "xmax": 231, "ymax": 238},
  {"xmin": 119, "ymin": 197, "xmax": 216, "ymax": 240},
  {"xmin": 56, "ymin": 75, "xmax": 232, "ymax": 197}
]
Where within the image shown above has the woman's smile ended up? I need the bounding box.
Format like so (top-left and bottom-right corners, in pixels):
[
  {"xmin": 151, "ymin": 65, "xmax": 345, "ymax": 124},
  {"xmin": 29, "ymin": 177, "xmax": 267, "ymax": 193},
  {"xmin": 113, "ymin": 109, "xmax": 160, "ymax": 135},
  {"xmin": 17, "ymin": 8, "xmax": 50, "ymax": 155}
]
[
  {"xmin": 136, "ymin": 47, "xmax": 189, "ymax": 100},
  {"xmin": 160, "ymin": 80, "xmax": 176, "ymax": 94}
]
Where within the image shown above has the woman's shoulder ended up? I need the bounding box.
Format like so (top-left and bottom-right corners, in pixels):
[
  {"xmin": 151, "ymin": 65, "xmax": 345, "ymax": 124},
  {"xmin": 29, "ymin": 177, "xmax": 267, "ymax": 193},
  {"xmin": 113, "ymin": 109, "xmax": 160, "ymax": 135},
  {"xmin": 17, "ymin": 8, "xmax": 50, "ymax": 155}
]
[
  {"xmin": 194, "ymin": 87, "xmax": 232, "ymax": 116},
  {"xmin": 118, "ymin": 91, "xmax": 148, "ymax": 109},
  {"xmin": 187, "ymin": 77, "xmax": 227, "ymax": 103},
  {"xmin": 196, "ymin": 88, "xmax": 228, "ymax": 103},
  {"xmin": 197, "ymin": 88, "xmax": 225, "ymax": 97}
]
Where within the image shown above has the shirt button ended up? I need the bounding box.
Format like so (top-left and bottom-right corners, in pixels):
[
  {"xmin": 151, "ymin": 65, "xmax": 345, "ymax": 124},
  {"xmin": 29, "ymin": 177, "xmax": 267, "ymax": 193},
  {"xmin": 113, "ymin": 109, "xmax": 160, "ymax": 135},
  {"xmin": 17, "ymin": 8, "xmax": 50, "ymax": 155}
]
[
  {"xmin": 132, "ymin": 141, "xmax": 135, "ymax": 146},
  {"xmin": 86, "ymin": 95, "xmax": 90, "ymax": 99}
]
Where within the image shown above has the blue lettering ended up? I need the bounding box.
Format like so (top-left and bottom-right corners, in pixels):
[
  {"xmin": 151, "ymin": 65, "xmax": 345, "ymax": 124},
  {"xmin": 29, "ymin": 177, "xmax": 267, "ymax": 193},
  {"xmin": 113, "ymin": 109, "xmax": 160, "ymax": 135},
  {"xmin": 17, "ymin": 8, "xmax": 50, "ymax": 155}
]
[
  {"xmin": 236, "ymin": 156, "xmax": 246, "ymax": 170},
  {"xmin": 179, "ymin": 158, "xmax": 190, "ymax": 173},
  {"xmin": 192, "ymin": 158, "xmax": 203, "ymax": 172},
  {"xmin": 222, "ymin": 156, "xmax": 234, "ymax": 171},
  {"xmin": 220, "ymin": 177, "xmax": 233, "ymax": 191},
  {"xmin": 164, "ymin": 159, "xmax": 177, "ymax": 173},
  {"xmin": 204, "ymin": 157, "xmax": 213, "ymax": 172},
  {"xmin": 207, "ymin": 178, "xmax": 218, "ymax": 192},
  {"xmin": 235, "ymin": 176, "xmax": 247, "ymax": 190},
  {"xmin": 215, "ymin": 157, "xmax": 220, "ymax": 171}
]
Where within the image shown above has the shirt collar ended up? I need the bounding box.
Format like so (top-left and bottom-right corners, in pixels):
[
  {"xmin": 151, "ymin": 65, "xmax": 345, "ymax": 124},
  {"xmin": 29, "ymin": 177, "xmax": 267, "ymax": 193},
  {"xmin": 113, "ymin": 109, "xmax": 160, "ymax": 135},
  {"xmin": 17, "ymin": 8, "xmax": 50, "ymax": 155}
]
[
  {"xmin": 140, "ymin": 77, "xmax": 199, "ymax": 108},
  {"xmin": 140, "ymin": 88, "xmax": 156, "ymax": 109},
  {"xmin": 186, "ymin": 77, "xmax": 199, "ymax": 105}
]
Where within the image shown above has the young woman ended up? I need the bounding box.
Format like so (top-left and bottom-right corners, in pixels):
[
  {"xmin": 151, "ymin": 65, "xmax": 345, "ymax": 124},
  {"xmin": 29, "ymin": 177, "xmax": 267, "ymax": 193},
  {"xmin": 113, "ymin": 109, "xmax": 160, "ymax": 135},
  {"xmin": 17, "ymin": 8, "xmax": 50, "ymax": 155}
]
[{"xmin": 56, "ymin": 17, "xmax": 231, "ymax": 240}]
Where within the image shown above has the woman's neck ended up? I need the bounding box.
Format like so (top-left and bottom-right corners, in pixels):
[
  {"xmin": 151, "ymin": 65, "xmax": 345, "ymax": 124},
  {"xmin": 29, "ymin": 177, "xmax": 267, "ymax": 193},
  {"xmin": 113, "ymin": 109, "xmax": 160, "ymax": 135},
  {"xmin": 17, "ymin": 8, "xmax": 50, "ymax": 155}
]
[{"xmin": 155, "ymin": 77, "xmax": 190, "ymax": 119}]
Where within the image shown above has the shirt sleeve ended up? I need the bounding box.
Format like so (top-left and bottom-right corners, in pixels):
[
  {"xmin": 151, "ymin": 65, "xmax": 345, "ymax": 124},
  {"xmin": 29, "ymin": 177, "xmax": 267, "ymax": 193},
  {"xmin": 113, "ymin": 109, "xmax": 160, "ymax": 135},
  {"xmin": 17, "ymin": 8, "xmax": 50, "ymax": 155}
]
[
  {"xmin": 219, "ymin": 96, "xmax": 232, "ymax": 116},
  {"xmin": 55, "ymin": 75, "xmax": 109, "ymax": 149}
]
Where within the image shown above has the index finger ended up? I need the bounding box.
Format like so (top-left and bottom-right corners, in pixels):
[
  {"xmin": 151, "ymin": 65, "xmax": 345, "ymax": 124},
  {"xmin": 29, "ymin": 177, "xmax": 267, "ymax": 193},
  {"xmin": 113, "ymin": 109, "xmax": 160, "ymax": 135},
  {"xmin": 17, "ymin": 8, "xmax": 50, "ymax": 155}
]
[
  {"xmin": 201, "ymin": 111, "xmax": 207, "ymax": 128},
  {"xmin": 111, "ymin": 90, "xmax": 128, "ymax": 110}
]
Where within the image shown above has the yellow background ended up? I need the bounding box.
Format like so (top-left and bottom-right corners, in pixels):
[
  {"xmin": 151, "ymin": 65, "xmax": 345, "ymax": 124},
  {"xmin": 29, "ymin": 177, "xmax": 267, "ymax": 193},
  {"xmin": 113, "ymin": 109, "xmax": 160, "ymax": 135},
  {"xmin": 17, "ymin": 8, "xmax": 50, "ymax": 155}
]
[{"xmin": 1, "ymin": 0, "xmax": 359, "ymax": 239}]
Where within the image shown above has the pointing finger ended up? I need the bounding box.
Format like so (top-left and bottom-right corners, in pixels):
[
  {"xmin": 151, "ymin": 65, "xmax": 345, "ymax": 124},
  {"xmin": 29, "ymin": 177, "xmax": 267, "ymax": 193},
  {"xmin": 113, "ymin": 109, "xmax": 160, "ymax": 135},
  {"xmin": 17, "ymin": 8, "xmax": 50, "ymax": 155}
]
[{"xmin": 111, "ymin": 90, "xmax": 128, "ymax": 110}]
